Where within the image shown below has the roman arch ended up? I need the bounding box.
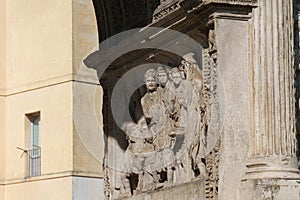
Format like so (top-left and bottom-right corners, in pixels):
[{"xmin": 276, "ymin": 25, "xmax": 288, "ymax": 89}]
[{"xmin": 79, "ymin": 0, "xmax": 300, "ymax": 199}]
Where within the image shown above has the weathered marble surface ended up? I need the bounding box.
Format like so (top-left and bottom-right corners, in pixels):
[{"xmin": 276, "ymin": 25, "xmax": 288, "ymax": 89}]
[
  {"xmin": 111, "ymin": 54, "xmax": 207, "ymax": 199},
  {"xmin": 117, "ymin": 179, "xmax": 205, "ymax": 200}
]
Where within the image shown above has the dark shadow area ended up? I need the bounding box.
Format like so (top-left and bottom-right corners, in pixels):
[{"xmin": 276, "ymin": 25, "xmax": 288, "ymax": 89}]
[
  {"xmin": 92, "ymin": 0, "xmax": 160, "ymax": 43},
  {"xmin": 129, "ymin": 85, "xmax": 147, "ymax": 123},
  {"xmin": 129, "ymin": 173, "xmax": 139, "ymax": 195},
  {"xmin": 159, "ymin": 171, "xmax": 168, "ymax": 183}
]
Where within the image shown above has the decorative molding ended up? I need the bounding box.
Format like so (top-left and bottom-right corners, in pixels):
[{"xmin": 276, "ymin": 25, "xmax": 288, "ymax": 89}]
[
  {"xmin": 205, "ymin": 0, "xmax": 256, "ymax": 5},
  {"xmin": 153, "ymin": 1, "xmax": 181, "ymax": 22},
  {"xmin": 0, "ymin": 171, "xmax": 103, "ymax": 185},
  {"xmin": 205, "ymin": 138, "xmax": 221, "ymax": 199},
  {"xmin": 152, "ymin": 0, "xmax": 256, "ymax": 24}
]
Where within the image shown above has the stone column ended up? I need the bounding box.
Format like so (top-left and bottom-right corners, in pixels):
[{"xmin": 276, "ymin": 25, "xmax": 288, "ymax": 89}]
[{"xmin": 246, "ymin": 0, "xmax": 300, "ymax": 179}]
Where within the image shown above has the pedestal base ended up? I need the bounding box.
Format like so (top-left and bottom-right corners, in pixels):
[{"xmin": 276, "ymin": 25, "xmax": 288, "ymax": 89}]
[
  {"xmin": 117, "ymin": 179, "xmax": 205, "ymax": 200},
  {"xmin": 244, "ymin": 156, "xmax": 300, "ymax": 180},
  {"xmin": 241, "ymin": 179, "xmax": 300, "ymax": 200}
]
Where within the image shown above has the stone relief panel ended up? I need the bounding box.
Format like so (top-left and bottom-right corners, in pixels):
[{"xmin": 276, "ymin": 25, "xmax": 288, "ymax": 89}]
[{"xmin": 106, "ymin": 53, "xmax": 211, "ymax": 199}]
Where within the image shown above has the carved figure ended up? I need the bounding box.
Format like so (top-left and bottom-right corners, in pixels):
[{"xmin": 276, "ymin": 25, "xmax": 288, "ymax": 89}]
[
  {"xmin": 180, "ymin": 53, "xmax": 207, "ymax": 177},
  {"xmin": 123, "ymin": 122, "xmax": 153, "ymax": 173},
  {"xmin": 169, "ymin": 67, "xmax": 192, "ymax": 131},
  {"xmin": 168, "ymin": 67, "xmax": 195, "ymax": 182},
  {"xmin": 141, "ymin": 69, "xmax": 162, "ymax": 129},
  {"xmin": 143, "ymin": 68, "xmax": 178, "ymax": 187},
  {"xmin": 139, "ymin": 69, "xmax": 168, "ymax": 190},
  {"xmin": 157, "ymin": 66, "xmax": 179, "ymax": 144}
]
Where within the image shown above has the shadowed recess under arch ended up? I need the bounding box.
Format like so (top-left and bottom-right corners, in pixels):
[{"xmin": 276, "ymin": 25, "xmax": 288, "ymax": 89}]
[{"xmin": 92, "ymin": 0, "xmax": 160, "ymax": 43}]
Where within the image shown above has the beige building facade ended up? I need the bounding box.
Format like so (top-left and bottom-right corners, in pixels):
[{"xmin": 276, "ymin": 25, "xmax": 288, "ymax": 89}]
[{"xmin": 0, "ymin": 0, "xmax": 104, "ymax": 199}]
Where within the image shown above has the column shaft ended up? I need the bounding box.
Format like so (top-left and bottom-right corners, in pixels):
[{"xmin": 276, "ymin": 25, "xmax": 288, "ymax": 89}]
[{"xmin": 247, "ymin": 0, "xmax": 299, "ymax": 179}]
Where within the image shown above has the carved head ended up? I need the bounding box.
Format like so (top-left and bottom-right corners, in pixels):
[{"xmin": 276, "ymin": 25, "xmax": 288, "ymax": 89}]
[
  {"xmin": 178, "ymin": 64, "xmax": 187, "ymax": 79},
  {"xmin": 183, "ymin": 52, "xmax": 197, "ymax": 64},
  {"xmin": 180, "ymin": 53, "xmax": 200, "ymax": 79},
  {"xmin": 144, "ymin": 68, "xmax": 158, "ymax": 92},
  {"xmin": 181, "ymin": 53, "xmax": 197, "ymax": 71},
  {"xmin": 170, "ymin": 67, "xmax": 182, "ymax": 86},
  {"xmin": 157, "ymin": 66, "xmax": 168, "ymax": 86}
]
